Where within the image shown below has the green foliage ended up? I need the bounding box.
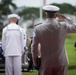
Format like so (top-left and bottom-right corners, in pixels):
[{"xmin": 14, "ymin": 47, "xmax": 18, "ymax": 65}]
[
  {"xmin": 51, "ymin": 3, "xmax": 76, "ymax": 14},
  {"xmin": 18, "ymin": 7, "xmax": 39, "ymax": 20},
  {"xmin": 17, "ymin": 3, "xmax": 76, "ymax": 21},
  {"xmin": 0, "ymin": 0, "xmax": 17, "ymax": 15},
  {"xmin": 0, "ymin": 0, "xmax": 17, "ymax": 24}
]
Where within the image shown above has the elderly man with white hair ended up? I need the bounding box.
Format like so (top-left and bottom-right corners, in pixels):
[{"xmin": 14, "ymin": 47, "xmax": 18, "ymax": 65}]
[
  {"xmin": 2, "ymin": 14, "xmax": 26, "ymax": 75},
  {"xmin": 31, "ymin": 5, "xmax": 76, "ymax": 75}
]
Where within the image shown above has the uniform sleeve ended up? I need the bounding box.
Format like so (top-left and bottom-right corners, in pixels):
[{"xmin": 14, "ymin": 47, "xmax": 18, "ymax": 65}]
[
  {"xmin": 2, "ymin": 29, "xmax": 6, "ymax": 52},
  {"xmin": 65, "ymin": 17, "xmax": 76, "ymax": 33},
  {"xmin": 31, "ymin": 28, "xmax": 39, "ymax": 66},
  {"xmin": 23, "ymin": 29, "xmax": 27, "ymax": 50},
  {"xmin": 21, "ymin": 29, "xmax": 27, "ymax": 54}
]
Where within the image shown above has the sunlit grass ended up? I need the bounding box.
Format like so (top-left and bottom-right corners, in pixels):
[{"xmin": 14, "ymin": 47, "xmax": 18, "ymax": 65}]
[
  {"xmin": 67, "ymin": 69, "xmax": 76, "ymax": 75},
  {"xmin": 0, "ymin": 70, "xmax": 76, "ymax": 75}
]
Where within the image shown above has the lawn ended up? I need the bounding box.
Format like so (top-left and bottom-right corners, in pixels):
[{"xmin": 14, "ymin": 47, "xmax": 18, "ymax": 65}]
[
  {"xmin": 66, "ymin": 36, "xmax": 76, "ymax": 66},
  {"xmin": 67, "ymin": 69, "xmax": 76, "ymax": 75},
  {"xmin": 0, "ymin": 70, "xmax": 76, "ymax": 75}
]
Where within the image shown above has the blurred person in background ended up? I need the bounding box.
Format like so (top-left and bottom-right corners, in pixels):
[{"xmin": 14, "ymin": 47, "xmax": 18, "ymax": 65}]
[
  {"xmin": 27, "ymin": 36, "xmax": 34, "ymax": 71},
  {"xmin": 2, "ymin": 14, "xmax": 26, "ymax": 75},
  {"xmin": 31, "ymin": 5, "xmax": 76, "ymax": 75}
]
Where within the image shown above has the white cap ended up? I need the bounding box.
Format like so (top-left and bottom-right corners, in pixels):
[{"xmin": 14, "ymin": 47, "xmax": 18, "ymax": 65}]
[
  {"xmin": 43, "ymin": 5, "xmax": 60, "ymax": 12},
  {"xmin": 7, "ymin": 14, "xmax": 20, "ymax": 20}
]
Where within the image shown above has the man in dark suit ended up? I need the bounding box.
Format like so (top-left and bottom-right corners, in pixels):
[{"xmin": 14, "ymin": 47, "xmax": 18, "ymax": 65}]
[{"xmin": 31, "ymin": 5, "xmax": 76, "ymax": 75}]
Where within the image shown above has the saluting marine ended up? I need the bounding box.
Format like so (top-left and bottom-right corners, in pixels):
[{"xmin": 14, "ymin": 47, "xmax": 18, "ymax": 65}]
[
  {"xmin": 2, "ymin": 14, "xmax": 26, "ymax": 75},
  {"xmin": 31, "ymin": 5, "xmax": 76, "ymax": 75}
]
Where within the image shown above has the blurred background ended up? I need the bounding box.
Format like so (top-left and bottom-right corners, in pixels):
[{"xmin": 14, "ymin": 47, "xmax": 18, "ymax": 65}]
[
  {"xmin": 0, "ymin": 0, "xmax": 76, "ymax": 75},
  {"xmin": 0, "ymin": 0, "xmax": 76, "ymax": 38}
]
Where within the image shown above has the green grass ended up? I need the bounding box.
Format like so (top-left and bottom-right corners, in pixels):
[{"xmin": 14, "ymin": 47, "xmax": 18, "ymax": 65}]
[
  {"xmin": 67, "ymin": 69, "xmax": 76, "ymax": 75},
  {"xmin": 0, "ymin": 70, "xmax": 76, "ymax": 75},
  {"xmin": 64, "ymin": 34, "xmax": 76, "ymax": 66},
  {"xmin": 23, "ymin": 71, "xmax": 38, "ymax": 75},
  {"xmin": 66, "ymin": 39, "xmax": 76, "ymax": 66},
  {"xmin": 0, "ymin": 71, "xmax": 38, "ymax": 75}
]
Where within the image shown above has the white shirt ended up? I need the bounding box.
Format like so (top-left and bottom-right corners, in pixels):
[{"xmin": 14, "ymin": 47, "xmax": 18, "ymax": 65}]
[{"xmin": 2, "ymin": 23, "xmax": 26, "ymax": 56}]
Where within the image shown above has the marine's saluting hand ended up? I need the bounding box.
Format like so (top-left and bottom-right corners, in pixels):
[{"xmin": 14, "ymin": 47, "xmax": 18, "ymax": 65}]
[{"xmin": 56, "ymin": 14, "xmax": 66, "ymax": 20}]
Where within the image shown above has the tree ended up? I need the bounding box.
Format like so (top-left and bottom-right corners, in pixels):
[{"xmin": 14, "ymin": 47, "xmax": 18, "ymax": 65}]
[
  {"xmin": 0, "ymin": 0, "xmax": 17, "ymax": 24},
  {"xmin": 18, "ymin": 3, "xmax": 76, "ymax": 21},
  {"xmin": 0, "ymin": 0, "xmax": 17, "ymax": 38},
  {"xmin": 51, "ymin": 3, "xmax": 76, "ymax": 15},
  {"xmin": 18, "ymin": 7, "xmax": 39, "ymax": 20}
]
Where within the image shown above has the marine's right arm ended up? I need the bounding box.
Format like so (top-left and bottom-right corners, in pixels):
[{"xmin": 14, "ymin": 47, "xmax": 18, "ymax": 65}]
[{"xmin": 56, "ymin": 14, "xmax": 76, "ymax": 33}]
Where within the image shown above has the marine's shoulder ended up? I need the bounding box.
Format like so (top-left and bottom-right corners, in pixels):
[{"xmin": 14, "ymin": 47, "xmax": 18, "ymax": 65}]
[
  {"xmin": 18, "ymin": 26, "xmax": 25, "ymax": 32},
  {"xmin": 34, "ymin": 22, "xmax": 44, "ymax": 29},
  {"xmin": 18, "ymin": 25, "xmax": 23, "ymax": 29},
  {"xmin": 2, "ymin": 26, "xmax": 8, "ymax": 32},
  {"xmin": 58, "ymin": 21, "xmax": 67, "ymax": 29}
]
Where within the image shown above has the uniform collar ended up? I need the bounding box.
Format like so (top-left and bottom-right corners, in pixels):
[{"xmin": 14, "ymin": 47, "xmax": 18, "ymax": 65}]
[
  {"xmin": 46, "ymin": 18, "xmax": 55, "ymax": 22},
  {"xmin": 9, "ymin": 23, "xmax": 17, "ymax": 25},
  {"xmin": 7, "ymin": 23, "xmax": 19, "ymax": 29}
]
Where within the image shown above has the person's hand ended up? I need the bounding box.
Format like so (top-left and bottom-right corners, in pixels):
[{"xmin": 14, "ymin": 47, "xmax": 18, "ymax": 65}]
[
  {"xmin": 56, "ymin": 14, "xmax": 66, "ymax": 20},
  {"xmin": 33, "ymin": 58, "xmax": 38, "ymax": 67},
  {"xmin": 33, "ymin": 57, "xmax": 41, "ymax": 70}
]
